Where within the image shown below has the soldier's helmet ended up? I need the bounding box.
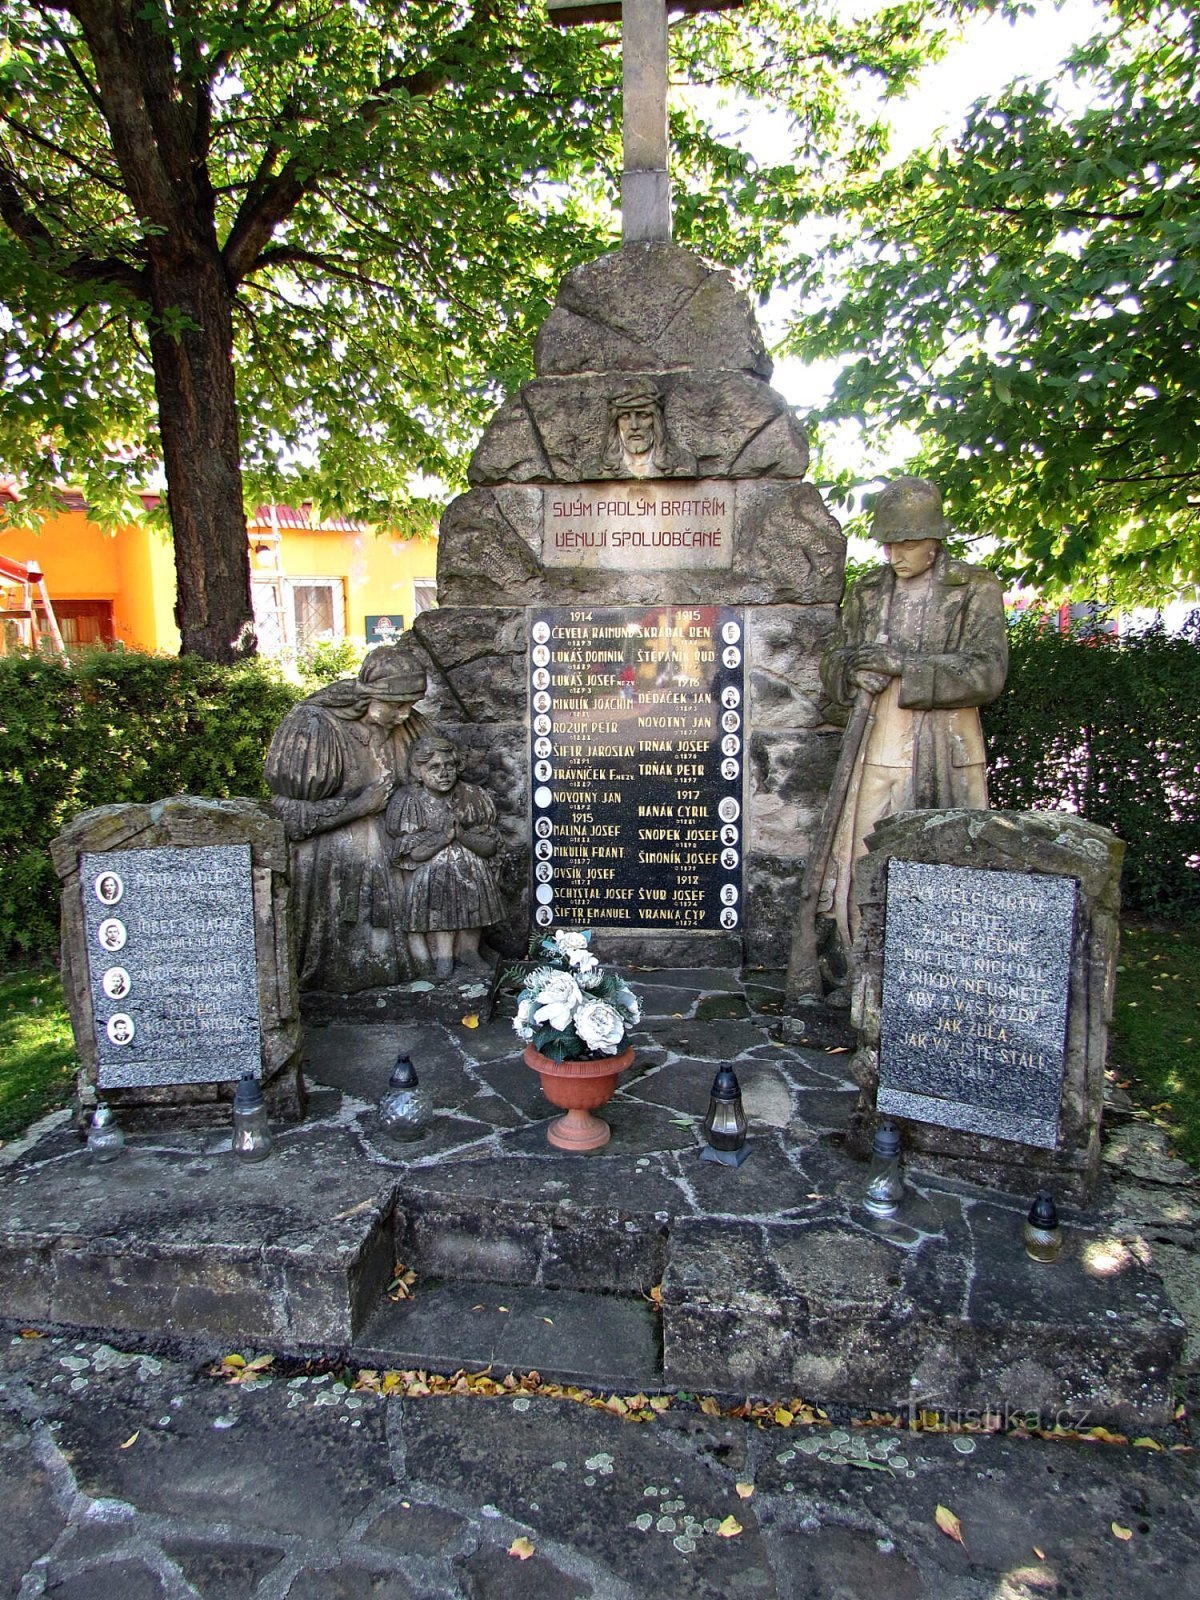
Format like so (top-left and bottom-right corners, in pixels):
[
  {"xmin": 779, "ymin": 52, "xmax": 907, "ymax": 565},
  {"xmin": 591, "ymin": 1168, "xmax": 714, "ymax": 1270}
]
[{"xmin": 869, "ymin": 476, "xmax": 948, "ymax": 542}]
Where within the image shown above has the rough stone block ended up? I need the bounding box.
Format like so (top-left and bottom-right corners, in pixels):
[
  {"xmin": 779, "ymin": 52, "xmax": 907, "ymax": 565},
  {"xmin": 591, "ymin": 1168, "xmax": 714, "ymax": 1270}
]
[
  {"xmin": 734, "ymin": 479, "xmax": 845, "ymax": 604},
  {"xmin": 662, "ymin": 1214, "xmax": 1183, "ymax": 1428},
  {"xmin": 747, "ymin": 604, "xmax": 839, "ymax": 729},
  {"xmin": 533, "ymin": 241, "xmax": 772, "ymax": 378},
  {"xmin": 436, "ymin": 486, "xmax": 547, "ymax": 607},
  {"xmin": 468, "ymin": 372, "xmax": 805, "ymax": 487},
  {"xmin": 748, "ymin": 729, "xmax": 841, "ymax": 859},
  {"xmin": 413, "ymin": 606, "xmax": 529, "ymax": 723}
]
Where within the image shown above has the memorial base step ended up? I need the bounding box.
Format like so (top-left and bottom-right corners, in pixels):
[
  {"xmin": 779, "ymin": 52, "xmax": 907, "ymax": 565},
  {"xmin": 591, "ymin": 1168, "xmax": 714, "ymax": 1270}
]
[
  {"xmin": 353, "ymin": 1282, "xmax": 662, "ymax": 1392},
  {"xmin": 0, "ymin": 997, "xmax": 1189, "ymax": 1430}
]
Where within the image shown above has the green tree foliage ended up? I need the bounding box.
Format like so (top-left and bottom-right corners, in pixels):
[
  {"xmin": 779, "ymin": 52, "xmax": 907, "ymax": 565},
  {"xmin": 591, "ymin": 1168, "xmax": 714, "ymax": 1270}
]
[
  {"xmin": 0, "ymin": 0, "xmax": 949, "ymax": 657},
  {"xmin": 789, "ymin": 1, "xmax": 1200, "ymax": 602},
  {"xmin": 983, "ymin": 613, "xmax": 1200, "ymax": 919}
]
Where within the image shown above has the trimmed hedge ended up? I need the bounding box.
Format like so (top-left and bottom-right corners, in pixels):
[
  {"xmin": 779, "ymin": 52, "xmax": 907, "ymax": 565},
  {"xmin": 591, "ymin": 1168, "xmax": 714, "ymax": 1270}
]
[
  {"xmin": 0, "ymin": 651, "xmax": 302, "ymax": 961},
  {"xmin": 984, "ymin": 614, "xmax": 1200, "ymax": 921}
]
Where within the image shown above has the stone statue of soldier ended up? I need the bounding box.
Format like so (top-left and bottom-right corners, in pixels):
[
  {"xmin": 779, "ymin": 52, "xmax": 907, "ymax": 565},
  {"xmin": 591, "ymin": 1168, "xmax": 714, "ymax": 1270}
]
[
  {"xmin": 801, "ymin": 477, "xmax": 1008, "ymax": 978},
  {"xmin": 265, "ymin": 642, "xmax": 432, "ymax": 992}
]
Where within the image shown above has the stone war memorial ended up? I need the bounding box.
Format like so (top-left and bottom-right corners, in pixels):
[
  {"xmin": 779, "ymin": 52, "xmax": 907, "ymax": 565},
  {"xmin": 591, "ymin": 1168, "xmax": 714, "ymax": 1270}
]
[{"xmin": 1, "ymin": 0, "xmax": 1193, "ymax": 1477}]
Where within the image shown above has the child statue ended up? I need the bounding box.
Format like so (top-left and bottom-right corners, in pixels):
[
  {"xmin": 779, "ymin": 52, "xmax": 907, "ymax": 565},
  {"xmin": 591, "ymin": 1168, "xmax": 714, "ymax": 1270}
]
[{"xmin": 387, "ymin": 733, "xmax": 506, "ymax": 980}]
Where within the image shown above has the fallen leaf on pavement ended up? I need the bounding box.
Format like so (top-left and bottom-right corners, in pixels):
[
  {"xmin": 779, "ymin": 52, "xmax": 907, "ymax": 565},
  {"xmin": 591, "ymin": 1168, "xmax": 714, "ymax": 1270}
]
[
  {"xmin": 935, "ymin": 1505, "xmax": 966, "ymax": 1546},
  {"xmin": 1033, "ymin": 1547, "xmax": 1046, "ymax": 1560},
  {"xmin": 333, "ymin": 1198, "xmax": 375, "ymax": 1221},
  {"xmin": 119, "ymin": 1431, "xmax": 139, "ymax": 1449},
  {"xmin": 717, "ymin": 1515, "xmax": 743, "ymax": 1538},
  {"xmin": 735, "ymin": 1482, "xmax": 755, "ymax": 1499},
  {"xmin": 1111, "ymin": 1523, "xmax": 1134, "ymax": 1542},
  {"xmin": 461, "ymin": 1014, "xmax": 480, "ymax": 1029},
  {"xmin": 509, "ymin": 1536, "xmax": 535, "ymax": 1560}
]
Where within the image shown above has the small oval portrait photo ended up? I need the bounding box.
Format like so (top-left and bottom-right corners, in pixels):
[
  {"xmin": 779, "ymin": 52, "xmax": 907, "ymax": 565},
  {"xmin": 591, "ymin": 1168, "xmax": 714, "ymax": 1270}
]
[
  {"xmin": 93, "ymin": 870, "xmax": 124, "ymax": 906},
  {"xmin": 106, "ymin": 1012, "xmax": 135, "ymax": 1046},
  {"xmin": 102, "ymin": 966, "xmax": 131, "ymax": 1001}
]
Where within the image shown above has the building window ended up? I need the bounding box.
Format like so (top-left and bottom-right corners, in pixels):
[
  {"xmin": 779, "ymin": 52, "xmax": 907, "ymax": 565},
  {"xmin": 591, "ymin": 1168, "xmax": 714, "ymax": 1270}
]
[
  {"xmin": 413, "ymin": 579, "xmax": 438, "ymax": 614},
  {"xmin": 251, "ymin": 578, "xmax": 345, "ymax": 658},
  {"xmin": 290, "ymin": 579, "xmax": 344, "ymax": 647}
]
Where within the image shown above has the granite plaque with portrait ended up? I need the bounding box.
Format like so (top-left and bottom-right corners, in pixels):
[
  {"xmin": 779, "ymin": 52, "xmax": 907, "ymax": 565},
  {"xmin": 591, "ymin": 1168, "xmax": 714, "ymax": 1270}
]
[
  {"xmin": 80, "ymin": 844, "xmax": 261, "ymax": 1088},
  {"xmin": 879, "ymin": 861, "xmax": 1077, "ymax": 1148},
  {"xmin": 529, "ymin": 604, "xmax": 745, "ymax": 934}
]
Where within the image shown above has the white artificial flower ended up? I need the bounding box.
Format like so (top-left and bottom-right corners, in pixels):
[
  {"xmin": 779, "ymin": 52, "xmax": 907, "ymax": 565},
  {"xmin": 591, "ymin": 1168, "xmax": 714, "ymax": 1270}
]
[
  {"xmin": 577, "ymin": 963, "xmax": 605, "ymax": 991},
  {"xmin": 575, "ymin": 998, "xmax": 626, "ymax": 1055},
  {"xmin": 568, "ymin": 948, "xmax": 600, "ymax": 974},
  {"xmin": 611, "ymin": 980, "xmax": 641, "ymax": 1023},
  {"xmin": 531, "ymin": 971, "xmax": 583, "ymax": 1033},
  {"xmin": 553, "ymin": 930, "xmax": 590, "ymax": 957},
  {"xmin": 512, "ymin": 996, "xmax": 535, "ymax": 1040}
]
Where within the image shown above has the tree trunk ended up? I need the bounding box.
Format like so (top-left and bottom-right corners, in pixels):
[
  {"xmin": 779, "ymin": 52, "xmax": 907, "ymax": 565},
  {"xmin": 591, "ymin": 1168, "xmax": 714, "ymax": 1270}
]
[{"xmin": 147, "ymin": 249, "xmax": 256, "ymax": 662}]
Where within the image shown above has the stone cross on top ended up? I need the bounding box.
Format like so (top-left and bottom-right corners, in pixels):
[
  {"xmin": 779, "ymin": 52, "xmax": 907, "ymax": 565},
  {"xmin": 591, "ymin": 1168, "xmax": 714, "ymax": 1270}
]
[{"xmin": 549, "ymin": 0, "xmax": 744, "ymax": 243}]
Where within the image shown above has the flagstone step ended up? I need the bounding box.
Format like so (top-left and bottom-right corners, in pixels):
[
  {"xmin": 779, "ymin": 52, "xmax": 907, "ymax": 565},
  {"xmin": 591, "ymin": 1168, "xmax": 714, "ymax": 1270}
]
[{"xmin": 353, "ymin": 1282, "xmax": 661, "ymax": 1391}]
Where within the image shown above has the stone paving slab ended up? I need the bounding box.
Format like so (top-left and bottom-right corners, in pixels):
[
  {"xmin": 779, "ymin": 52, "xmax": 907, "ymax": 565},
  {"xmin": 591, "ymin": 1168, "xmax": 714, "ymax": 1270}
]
[{"xmin": 1, "ymin": 1333, "xmax": 1197, "ymax": 1600}]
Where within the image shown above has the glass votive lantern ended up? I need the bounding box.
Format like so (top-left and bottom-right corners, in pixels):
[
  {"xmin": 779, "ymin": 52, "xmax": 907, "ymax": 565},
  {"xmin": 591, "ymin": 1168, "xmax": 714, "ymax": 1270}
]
[
  {"xmin": 863, "ymin": 1119, "xmax": 904, "ymax": 1217},
  {"xmin": 378, "ymin": 1052, "xmax": 432, "ymax": 1143},
  {"xmin": 86, "ymin": 1102, "xmax": 125, "ymax": 1163},
  {"xmin": 231, "ymin": 1073, "xmax": 273, "ymax": 1162}
]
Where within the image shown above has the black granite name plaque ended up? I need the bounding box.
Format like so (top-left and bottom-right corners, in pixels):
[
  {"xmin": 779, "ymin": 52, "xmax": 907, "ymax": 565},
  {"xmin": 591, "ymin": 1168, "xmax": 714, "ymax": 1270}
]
[
  {"xmin": 80, "ymin": 844, "xmax": 261, "ymax": 1088},
  {"xmin": 879, "ymin": 861, "xmax": 1076, "ymax": 1148},
  {"xmin": 529, "ymin": 604, "xmax": 745, "ymax": 932}
]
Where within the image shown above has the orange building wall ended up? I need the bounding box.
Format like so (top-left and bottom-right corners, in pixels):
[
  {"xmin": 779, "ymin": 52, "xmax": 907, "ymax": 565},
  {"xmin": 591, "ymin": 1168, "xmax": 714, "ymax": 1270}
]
[
  {"xmin": 0, "ymin": 511, "xmax": 179, "ymax": 651},
  {"xmin": 257, "ymin": 525, "xmax": 438, "ymax": 637},
  {"xmin": 2, "ymin": 507, "xmax": 438, "ymax": 653}
]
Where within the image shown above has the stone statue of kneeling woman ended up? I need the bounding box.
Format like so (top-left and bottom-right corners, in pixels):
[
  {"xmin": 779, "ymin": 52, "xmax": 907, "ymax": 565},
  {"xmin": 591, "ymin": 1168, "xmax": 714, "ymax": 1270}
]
[{"xmin": 387, "ymin": 733, "xmax": 506, "ymax": 981}]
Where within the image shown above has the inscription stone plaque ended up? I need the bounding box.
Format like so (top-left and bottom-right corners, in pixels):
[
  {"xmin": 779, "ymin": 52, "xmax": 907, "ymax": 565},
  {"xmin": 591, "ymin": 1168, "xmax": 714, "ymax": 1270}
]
[
  {"xmin": 80, "ymin": 843, "xmax": 261, "ymax": 1089},
  {"xmin": 879, "ymin": 860, "xmax": 1077, "ymax": 1148},
  {"xmin": 529, "ymin": 604, "xmax": 744, "ymax": 932},
  {"xmin": 543, "ymin": 481, "xmax": 735, "ymax": 572}
]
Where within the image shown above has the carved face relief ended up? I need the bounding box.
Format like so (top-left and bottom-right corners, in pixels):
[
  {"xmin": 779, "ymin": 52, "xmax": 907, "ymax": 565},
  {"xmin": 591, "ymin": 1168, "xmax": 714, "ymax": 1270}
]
[
  {"xmin": 364, "ymin": 698, "xmax": 412, "ymax": 731},
  {"xmin": 885, "ymin": 538, "xmax": 940, "ymax": 581},
  {"xmin": 415, "ymin": 750, "xmax": 457, "ymax": 793},
  {"xmin": 617, "ymin": 406, "xmax": 657, "ymax": 464}
]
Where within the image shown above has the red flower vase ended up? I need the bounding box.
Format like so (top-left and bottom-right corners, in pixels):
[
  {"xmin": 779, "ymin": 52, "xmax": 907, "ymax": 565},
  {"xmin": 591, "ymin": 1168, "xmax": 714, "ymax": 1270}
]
[{"xmin": 523, "ymin": 1043, "xmax": 635, "ymax": 1151}]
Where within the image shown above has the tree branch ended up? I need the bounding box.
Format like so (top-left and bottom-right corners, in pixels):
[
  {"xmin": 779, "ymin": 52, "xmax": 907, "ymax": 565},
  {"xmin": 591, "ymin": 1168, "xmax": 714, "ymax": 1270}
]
[
  {"xmin": 0, "ymin": 112, "xmax": 125, "ymax": 193},
  {"xmin": 222, "ymin": 0, "xmax": 497, "ymax": 285},
  {"xmin": 0, "ymin": 159, "xmax": 146, "ymax": 297}
]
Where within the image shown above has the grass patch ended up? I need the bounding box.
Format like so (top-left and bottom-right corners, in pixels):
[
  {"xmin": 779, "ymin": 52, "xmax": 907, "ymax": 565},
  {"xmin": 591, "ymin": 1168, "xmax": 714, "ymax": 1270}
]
[
  {"xmin": 1110, "ymin": 921, "xmax": 1200, "ymax": 1169},
  {"xmin": 0, "ymin": 966, "xmax": 77, "ymax": 1143}
]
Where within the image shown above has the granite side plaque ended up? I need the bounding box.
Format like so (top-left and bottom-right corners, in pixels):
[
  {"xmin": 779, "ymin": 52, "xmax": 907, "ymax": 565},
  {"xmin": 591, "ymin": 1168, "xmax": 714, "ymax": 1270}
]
[
  {"xmin": 879, "ymin": 861, "xmax": 1077, "ymax": 1148},
  {"xmin": 542, "ymin": 481, "xmax": 735, "ymax": 572},
  {"xmin": 80, "ymin": 844, "xmax": 261, "ymax": 1088},
  {"xmin": 529, "ymin": 604, "xmax": 745, "ymax": 932}
]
